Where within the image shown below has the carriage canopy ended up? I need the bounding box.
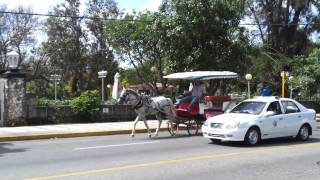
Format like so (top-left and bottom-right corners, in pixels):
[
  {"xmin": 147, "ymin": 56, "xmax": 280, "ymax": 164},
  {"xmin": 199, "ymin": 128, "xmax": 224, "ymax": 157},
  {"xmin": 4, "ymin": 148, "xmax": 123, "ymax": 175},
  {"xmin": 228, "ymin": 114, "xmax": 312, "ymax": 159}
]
[{"xmin": 163, "ymin": 71, "xmax": 239, "ymax": 80}]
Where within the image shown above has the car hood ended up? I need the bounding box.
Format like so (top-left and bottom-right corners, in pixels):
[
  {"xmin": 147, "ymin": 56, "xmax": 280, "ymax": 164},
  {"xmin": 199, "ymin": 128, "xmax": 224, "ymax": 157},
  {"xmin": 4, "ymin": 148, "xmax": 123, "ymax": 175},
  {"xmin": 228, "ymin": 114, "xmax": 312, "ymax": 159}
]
[{"xmin": 206, "ymin": 113, "xmax": 259, "ymax": 124}]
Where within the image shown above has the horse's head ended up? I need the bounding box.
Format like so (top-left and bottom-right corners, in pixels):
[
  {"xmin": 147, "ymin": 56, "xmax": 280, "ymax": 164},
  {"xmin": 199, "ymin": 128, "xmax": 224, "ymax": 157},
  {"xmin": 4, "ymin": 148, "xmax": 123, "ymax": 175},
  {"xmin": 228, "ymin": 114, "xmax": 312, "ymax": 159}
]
[
  {"xmin": 118, "ymin": 88, "xmax": 128, "ymax": 104},
  {"xmin": 118, "ymin": 88, "xmax": 140, "ymax": 105}
]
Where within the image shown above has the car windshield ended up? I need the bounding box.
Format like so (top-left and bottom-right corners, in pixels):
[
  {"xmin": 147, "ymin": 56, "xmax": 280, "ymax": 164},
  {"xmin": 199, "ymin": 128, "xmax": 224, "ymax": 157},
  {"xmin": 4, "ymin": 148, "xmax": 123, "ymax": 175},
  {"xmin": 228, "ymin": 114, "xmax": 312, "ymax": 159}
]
[{"xmin": 230, "ymin": 101, "xmax": 266, "ymax": 115}]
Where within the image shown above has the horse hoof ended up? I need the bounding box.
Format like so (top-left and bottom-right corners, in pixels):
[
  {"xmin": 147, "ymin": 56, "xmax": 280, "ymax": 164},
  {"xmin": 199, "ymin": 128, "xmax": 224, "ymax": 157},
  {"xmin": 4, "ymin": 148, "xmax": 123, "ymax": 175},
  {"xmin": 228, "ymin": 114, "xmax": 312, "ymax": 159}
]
[
  {"xmin": 148, "ymin": 134, "xmax": 152, "ymax": 138},
  {"xmin": 154, "ymin": 134, "xmax": 158, "ymax": 137},
  {"xmin": 131, "ymin": 134, "xmax": 135, "ymax": 138}
]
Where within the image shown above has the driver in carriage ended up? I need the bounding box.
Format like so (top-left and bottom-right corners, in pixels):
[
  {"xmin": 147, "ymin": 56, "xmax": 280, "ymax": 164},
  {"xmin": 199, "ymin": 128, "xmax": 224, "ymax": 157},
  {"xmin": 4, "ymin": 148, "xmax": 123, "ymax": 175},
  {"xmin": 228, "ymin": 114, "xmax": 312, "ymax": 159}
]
[{"xmin": 175, "ymin": 80, "xmax": 207, "ymax": 111}]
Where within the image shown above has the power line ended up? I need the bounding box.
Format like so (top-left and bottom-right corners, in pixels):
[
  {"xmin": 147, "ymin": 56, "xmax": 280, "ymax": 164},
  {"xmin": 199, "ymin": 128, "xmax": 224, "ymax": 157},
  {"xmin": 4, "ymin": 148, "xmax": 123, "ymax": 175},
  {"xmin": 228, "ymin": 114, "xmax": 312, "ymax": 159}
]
[
  {"xmin": 239, "ymin": 22, "xmax": 320, "ymax": 26},
  {"xmin": 0, "ymin": 11, "xmax": 153, "ymax": 23},
  {"xmin": 0, "ymin": 11, "xmax": 319, "ymax": 26}
]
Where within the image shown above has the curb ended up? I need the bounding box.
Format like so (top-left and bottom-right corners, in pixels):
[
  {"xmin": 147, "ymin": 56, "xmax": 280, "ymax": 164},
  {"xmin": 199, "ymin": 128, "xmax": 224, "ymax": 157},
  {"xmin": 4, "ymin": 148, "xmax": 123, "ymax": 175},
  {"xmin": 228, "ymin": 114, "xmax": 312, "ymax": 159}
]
[{"xmin": 0, "ymin": 127, "xmax": 169, "ymax": 142}]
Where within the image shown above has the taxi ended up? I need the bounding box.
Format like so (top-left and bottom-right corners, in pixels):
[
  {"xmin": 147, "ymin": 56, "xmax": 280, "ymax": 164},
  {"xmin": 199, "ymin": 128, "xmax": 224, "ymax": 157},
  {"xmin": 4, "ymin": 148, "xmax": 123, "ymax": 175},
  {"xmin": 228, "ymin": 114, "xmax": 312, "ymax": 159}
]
[{"xmin": 202, "ymin": 96, "xmax": 317, "ymax": 145}]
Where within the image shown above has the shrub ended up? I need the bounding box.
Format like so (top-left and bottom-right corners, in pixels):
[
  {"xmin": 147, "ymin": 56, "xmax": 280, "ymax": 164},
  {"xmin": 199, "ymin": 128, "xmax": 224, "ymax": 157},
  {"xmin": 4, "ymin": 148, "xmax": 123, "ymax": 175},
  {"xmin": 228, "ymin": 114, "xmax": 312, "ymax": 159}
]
[
  {"xmin": 37, "ymin": 98, "xmax": 71, "ymax": 107},
  {"xmin": 71, "ymin": 90, "xmax": 101, "ymax": 115}
]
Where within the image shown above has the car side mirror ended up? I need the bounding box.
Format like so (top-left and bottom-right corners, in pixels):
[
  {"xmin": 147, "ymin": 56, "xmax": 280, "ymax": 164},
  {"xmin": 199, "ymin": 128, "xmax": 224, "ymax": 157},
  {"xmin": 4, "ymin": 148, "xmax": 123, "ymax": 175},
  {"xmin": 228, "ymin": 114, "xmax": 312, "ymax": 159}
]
[{"xmin": 264, "ymin": 111, "xmax": 276, "ymax": 117}]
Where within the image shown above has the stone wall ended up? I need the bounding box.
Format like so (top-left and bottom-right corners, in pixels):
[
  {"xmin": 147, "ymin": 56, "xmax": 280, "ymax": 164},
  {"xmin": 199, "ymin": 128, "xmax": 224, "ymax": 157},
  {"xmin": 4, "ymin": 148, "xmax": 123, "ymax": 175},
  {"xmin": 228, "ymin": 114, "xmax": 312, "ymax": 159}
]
[
  {"xmin": 26, "ymin": 105, "xmax": 137, "ymax": 125},
  {"xmin": 0, "ymin": 76, "xmax": 26, "ymax": 126}
]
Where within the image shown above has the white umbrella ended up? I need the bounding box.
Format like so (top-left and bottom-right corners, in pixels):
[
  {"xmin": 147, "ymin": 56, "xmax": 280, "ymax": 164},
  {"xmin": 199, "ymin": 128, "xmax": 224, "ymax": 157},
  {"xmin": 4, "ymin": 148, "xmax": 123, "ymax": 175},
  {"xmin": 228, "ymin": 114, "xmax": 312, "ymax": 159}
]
[
  {"xmin": 163, "ymin": 71, "xmax": 239, "ymax": 80},
  {"xmin": 112, "ymin": 72, "xmax": 121, "ymax": 99},
  {"xmin": 188, "ymin": 82, "xmax": 193, "ymax": 91}
]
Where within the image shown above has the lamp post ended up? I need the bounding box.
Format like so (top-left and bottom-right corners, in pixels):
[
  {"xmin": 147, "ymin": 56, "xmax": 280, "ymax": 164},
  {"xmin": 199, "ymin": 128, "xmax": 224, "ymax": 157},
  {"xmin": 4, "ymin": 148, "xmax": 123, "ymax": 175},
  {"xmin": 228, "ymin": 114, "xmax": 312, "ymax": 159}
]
[
  {"xmin": 245, "ymin": 74, "xmax": 252, "ymax": 99},
  {"xmin": 98, "ymin": 70, "xmax": 107, "ymax": 103},
  {"xmin": 280, "ymin": 71, "xmax": 290, "ymax": 98},
  {"xmin": 280, "ymin": 71, "xmax": 285, "ymax": 97},
  {"xmin": 50, "ymin": 74, "xmax": 61, "ymax": 101},
  {"xmin": 7, "ymin": 51, "xmax": 19, "ymax": 70},
  {"xmin": 107, "ymin": 84, "xmax": 111, "ymax": 100},
  {"xmin": 289, "ymin": 76, "xmax": 294, "ymax": 99},
  {"xmin": 1, "ymin": 50, "xmax": 26, "ymax": 127}
]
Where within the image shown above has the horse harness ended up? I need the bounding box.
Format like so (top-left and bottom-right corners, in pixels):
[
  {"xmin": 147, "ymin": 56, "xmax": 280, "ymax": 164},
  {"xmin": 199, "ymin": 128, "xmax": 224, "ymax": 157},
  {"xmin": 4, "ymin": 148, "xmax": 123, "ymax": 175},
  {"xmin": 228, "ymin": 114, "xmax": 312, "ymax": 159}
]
[
  {"xmin": 121, "ymin": 91, "xmax": 148, "ymax": 110},
  {"xmin": 122, "ymin": 90, "xmax": 171, "ymax": 112},
  {"xmin": 134, "ymin": 95, "xmax": 153, "ymax": 110}
]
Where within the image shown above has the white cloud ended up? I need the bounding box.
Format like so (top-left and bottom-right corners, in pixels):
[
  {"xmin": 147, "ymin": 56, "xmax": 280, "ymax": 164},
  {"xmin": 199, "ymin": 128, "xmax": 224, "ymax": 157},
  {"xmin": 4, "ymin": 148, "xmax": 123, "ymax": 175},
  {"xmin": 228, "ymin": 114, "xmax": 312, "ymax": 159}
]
[
  {"xmin": 140, "ymin": 0, "xmax": 161, "ymax": 12},
  {"xmin": 0, "ymin": 0, "xmax": 63, "ymax": 13},
  {"xmin": 1, "ymin": 0, "xmax": 162, "ymax": 14}
]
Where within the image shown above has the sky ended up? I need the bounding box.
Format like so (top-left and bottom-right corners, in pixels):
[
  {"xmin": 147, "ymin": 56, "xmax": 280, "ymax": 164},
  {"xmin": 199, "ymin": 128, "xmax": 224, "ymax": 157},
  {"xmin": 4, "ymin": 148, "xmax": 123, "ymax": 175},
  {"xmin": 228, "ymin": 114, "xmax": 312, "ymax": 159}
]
[
  {"xmin": 0, "ymin": 0, "xmax": 162, "ymax": 13},
  {"xmin": 0, "ymin": 0, "xmax": 162, "ymax": 68}
]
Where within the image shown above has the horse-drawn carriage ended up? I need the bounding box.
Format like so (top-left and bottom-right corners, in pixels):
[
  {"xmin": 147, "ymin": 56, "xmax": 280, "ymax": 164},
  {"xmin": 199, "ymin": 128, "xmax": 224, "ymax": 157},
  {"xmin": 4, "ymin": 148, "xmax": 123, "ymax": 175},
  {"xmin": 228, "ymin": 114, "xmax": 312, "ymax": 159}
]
[
  {"xmin": 118, "ymin": 71, "xmax": 238, "ymax": 138},
  {"xmin": 163, "ymin": 71, "xmax": 238, "ymax": 136}
]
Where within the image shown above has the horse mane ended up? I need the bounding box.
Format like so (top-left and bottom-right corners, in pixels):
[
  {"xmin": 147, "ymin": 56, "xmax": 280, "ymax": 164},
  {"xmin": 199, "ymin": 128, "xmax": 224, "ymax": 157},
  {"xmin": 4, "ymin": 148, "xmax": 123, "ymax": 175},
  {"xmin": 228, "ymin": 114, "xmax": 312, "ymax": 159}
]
[{"xmin": 126, "ymin": 88, "xmax": 139, "ymax": 97}]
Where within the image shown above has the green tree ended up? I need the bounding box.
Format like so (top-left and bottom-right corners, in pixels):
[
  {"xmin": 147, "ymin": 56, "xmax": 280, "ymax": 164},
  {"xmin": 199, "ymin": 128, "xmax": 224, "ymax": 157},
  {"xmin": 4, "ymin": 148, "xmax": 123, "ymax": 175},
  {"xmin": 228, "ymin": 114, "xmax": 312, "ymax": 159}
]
[
  {"xmin": 157, "ymin": 0, "xmax": 251, "ymax": 94},
  {"xmin": 120, "ymin": 68, "xmax": 143, "ymax": 85},
  {"xmin": 246, "ymin": 0, "xmax": 320, "ymax": 55},
  {"xmin": 245, "ymin": 0, "xmax": 320, "ymax": 94},
  {"xmin": 43, "ymin": 0, "xmax": 87, "ymax": 96},
  {"xmin": 85, "ymin": 0, "xmax": 120, "ymax": 89},
  {"xmin": 0, "ymin": 5, "xmax": 38, "ymax": 70},
  {"xmin": 105, "ymin": 12, "xmax": 167, "ymax": 94},
  {"xmin": 292, "ymin": 48, "xmax": 320, "ymax": 98},
  {"xmin": 24, "ymin": 47, "xmax": 52, "ymax": 97}
]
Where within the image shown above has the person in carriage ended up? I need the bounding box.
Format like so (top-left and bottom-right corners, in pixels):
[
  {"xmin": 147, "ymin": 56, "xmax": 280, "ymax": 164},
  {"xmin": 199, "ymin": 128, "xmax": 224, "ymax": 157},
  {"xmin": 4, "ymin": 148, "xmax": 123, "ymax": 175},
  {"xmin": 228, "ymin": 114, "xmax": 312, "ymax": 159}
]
[{"xmin": 175, "ymin": 80, "xmax": 207, "ymax": 111}]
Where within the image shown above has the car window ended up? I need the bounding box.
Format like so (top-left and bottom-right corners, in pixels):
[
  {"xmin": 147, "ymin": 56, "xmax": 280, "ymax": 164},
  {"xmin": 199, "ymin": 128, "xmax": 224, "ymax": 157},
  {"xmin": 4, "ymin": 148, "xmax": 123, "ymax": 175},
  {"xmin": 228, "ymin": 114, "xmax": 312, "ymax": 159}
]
[
  {"xmin": 266, "ymin": 101, "xmax": 282, "ymax": 115},
  {"xmin": 230, "ymin": 101, "xmax": 266, "ymax": 115},
  {"xmin": 281, "ymin": 100, "xmax": 300, "ymax": 114}
]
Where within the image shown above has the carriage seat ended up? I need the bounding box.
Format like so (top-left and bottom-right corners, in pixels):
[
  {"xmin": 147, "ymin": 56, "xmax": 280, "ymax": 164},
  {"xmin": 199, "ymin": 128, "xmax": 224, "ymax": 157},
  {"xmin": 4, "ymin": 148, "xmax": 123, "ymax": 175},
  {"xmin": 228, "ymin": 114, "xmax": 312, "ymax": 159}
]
[
  {"xmin": 176, "ymin": 103, "xmax": 199, "ymax": 117},
  {"xmin": 204, "ymin": 96, "xmax": 231, "ymax": 111},
  {"xmin": 202, "ymin": 96, "xmax": 231, "ymax": 119}
]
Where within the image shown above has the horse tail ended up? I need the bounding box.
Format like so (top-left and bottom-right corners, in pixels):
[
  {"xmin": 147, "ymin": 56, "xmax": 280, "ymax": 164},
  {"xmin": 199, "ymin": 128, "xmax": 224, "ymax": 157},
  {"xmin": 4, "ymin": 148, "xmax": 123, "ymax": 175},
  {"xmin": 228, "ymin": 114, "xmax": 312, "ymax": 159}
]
[{"xmin": 168, "ymin": 98, "xmax": 176, "ymax": 118}]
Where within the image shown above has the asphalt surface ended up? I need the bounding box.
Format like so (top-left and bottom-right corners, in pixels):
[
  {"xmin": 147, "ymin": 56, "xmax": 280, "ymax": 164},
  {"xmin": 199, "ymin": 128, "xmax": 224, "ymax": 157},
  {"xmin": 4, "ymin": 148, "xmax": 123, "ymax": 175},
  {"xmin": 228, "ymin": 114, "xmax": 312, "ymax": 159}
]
[
  {"xmin": 1, "ymin": 130, "xmax": 320, "ymax": 180},
  {"xmin": 0, "ymin": 118, "xmax": 319, "ymax": 142}
]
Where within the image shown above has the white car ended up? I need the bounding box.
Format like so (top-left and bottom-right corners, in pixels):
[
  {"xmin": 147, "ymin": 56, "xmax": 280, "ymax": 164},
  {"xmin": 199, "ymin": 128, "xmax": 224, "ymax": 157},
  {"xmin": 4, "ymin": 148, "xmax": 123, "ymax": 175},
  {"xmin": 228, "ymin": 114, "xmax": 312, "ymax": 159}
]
[{"xmin": 202, "ymin": 96, "xmax": 317, "ymax": 145}]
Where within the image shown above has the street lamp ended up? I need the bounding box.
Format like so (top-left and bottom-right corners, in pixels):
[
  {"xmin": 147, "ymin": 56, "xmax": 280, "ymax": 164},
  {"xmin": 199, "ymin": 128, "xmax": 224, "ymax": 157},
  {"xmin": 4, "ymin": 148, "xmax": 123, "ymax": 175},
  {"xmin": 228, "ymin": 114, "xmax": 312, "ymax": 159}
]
[
  {"xmin": 98, "ymin": 70, "xmax": 107, "ymax": 103},
  {"xmin": 289, "ymin": 76, "xmax": 294, "ymax": 99},
  {"xmin": 50, "ymin": 74, "xmax": 61, "ymax": 101},
  {"xmin": 7, "ymin": 51, "xmax": 19, "ymax": 70},
  {"xmin": 107, "ymin": 84, "xmax": 111, "ymax": 100},
  {"xmin": 245, "ymin": 74, "xmax": 252, "ymax": 99}
]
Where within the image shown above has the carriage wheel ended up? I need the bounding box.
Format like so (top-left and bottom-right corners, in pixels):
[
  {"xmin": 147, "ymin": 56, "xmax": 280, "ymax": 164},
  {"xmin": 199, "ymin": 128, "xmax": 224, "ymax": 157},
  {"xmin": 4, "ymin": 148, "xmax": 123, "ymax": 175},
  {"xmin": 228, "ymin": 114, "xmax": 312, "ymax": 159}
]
[
  {"xmin": 187, "ymin": 119, "xmax": 199, "ymax": 136},
  {"xmin": 167, "ymin": 122, "xmax": 179, "ymax": 136}
]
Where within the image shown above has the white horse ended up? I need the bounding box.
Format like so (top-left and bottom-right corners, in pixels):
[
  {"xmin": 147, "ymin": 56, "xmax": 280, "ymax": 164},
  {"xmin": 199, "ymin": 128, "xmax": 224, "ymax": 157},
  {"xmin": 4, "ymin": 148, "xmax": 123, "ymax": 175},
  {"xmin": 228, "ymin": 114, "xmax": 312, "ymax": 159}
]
[{"xmin": 118, "ymin": 88, "xmax": 176, "ymax": 138}]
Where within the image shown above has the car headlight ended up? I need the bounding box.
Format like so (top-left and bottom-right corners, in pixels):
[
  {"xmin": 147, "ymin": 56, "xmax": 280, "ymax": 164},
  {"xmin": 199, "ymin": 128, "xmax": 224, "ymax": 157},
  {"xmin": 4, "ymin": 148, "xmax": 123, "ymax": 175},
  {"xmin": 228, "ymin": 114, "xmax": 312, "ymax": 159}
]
[
  {"xmin": 224, "ymin": 122, "xmax": 240, "ymax": 129},
  {"xmin": 203, "ymin": 121, "xmax": 209, "ymax": 126}
]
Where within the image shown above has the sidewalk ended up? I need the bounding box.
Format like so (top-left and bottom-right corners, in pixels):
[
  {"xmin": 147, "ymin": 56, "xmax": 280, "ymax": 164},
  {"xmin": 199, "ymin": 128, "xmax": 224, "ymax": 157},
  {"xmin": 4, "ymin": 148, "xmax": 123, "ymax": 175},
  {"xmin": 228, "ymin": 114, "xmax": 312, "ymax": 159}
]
[
  {"xmin": 0, "ymin": 120, "xmax": 319, "ymax": 142},
  {"xmin": 0, "ymin": 120, "xmax": 169, "ymax": 142}
]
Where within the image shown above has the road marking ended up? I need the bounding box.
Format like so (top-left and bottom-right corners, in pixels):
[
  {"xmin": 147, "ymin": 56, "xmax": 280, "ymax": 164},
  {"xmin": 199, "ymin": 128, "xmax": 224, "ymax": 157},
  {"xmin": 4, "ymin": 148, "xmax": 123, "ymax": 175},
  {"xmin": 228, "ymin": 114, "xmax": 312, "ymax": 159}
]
[
  {"xmin": 73, "ymin": 141, "xmax": 160, "ymax": 150},
  {"xmin": 27, "ymin": 142, "xmax": 320, "ymax": 180}
]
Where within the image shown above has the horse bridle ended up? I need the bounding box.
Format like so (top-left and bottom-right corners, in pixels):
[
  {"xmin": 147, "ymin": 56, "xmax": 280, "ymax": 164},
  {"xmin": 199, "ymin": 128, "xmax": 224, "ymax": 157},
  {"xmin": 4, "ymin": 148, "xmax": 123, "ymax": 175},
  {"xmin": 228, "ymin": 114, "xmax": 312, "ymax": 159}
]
[
  {"xmin": 119, "ymin": 91, "xmax": 129, "ymax": 103},
  {"xmin": 120, "ymin": 90, "xmax": 140, "ymax": 107}
]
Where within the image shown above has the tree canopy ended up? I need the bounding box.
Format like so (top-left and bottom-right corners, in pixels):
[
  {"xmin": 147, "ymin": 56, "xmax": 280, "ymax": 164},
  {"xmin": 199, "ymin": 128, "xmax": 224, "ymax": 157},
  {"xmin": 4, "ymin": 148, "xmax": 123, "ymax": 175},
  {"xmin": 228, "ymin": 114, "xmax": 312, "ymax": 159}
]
[{"xmin": 0, "ymin": 0, "xmax": 319, "ymax": 99}]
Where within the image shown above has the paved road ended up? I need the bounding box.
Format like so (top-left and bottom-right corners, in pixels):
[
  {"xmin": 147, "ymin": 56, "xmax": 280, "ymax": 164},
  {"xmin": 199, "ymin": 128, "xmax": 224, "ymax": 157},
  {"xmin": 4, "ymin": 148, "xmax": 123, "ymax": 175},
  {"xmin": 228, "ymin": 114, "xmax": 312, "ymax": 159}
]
[{"xmin": 1, "ymin": 130, "xmax": 320, "ymax": 180}]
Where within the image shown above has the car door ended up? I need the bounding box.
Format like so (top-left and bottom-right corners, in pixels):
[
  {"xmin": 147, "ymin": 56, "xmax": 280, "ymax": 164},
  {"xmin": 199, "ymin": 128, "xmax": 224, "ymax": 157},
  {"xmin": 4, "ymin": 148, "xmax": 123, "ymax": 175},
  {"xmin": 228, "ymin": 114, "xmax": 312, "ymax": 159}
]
[
  {"xmin": 262, "ymin": 101, "xmax": 285, "ymax": 138},
  {"xmin": 281, "ymin": 100, "xmax": 302, "ymax": 136}
]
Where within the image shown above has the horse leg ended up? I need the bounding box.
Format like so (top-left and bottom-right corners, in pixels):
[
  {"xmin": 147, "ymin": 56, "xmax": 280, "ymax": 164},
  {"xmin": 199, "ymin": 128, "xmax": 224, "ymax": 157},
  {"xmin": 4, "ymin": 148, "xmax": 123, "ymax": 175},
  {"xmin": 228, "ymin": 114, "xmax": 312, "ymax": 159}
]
[
  {"xmin": 154, "ymin": 114, "xmax": 162, "ymax": 137},
  {"xmin": 142, "ymin": 118, "xmax": 152, "ymax": 138},
  {"xmin": 131, "ymin": 116, "xmax": 140, "ymax": 138}
]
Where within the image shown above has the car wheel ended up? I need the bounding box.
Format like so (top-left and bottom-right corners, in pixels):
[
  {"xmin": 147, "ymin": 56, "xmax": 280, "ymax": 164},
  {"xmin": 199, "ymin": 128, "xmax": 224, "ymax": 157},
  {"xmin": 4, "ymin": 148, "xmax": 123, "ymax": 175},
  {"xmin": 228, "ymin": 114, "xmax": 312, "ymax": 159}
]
[
  {"xmin": 210, "ymin": 139, "xmax": 221, "ymax": 144},
  {"xmin": 296, "ymin": 125, "xmax": 310, "ymax": 141},
  {"xmin": 244, "ymin": 127, "xmax": 260, "ymax": 146}
]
